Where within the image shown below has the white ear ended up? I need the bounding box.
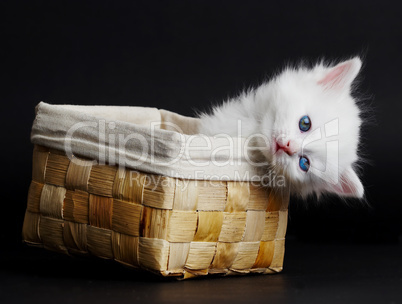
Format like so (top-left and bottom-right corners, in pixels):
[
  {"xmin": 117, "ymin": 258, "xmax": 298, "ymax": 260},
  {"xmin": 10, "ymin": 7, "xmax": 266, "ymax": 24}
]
[
  {"xmin": 318, "ymin": 57, "xmax": 362, "ymax": 90},
  {"xmin": 325, "ymin": 166, "xmax": 364, "ymax": 198}
]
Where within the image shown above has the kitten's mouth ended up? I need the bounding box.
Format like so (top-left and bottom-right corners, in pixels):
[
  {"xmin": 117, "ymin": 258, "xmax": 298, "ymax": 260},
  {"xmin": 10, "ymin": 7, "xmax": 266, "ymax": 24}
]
[
  {"xmin": 273, "ymin": 139, "xmax": 296, "ymax": 156},
  {"xmin": 274, "ymin": 141, "xmax": 280, "ymax": 154}
]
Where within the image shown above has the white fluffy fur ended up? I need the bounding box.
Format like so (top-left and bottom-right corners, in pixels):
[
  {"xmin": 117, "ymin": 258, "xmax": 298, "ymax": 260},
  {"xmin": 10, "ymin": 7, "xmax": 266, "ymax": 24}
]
[{"xmin": 198, "ymin": 58, "xmax": 364, "ymax": 199}]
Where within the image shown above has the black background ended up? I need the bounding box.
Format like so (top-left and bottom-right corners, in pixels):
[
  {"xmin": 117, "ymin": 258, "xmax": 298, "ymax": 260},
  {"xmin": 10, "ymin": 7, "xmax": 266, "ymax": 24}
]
[{"xmin": 1, "ymin": 1, "xmax": 402, "ymax": 303}]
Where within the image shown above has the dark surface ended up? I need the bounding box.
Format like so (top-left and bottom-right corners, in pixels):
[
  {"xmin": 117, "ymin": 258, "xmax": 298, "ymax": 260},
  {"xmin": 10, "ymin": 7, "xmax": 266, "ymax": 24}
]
[
  {"xmin": 1, "ymin": 1, "xmax": 402, "ymax": 303},
  {"xmin": 1, "ymin": 240, "xmax": 401, "ymax": 304}
]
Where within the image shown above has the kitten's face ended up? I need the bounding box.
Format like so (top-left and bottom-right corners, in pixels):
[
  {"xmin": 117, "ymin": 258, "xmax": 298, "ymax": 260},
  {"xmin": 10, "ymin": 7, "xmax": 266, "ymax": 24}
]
[{"xmin": 257, "ymin": 58, "xmax": 364, "ymax": 198}]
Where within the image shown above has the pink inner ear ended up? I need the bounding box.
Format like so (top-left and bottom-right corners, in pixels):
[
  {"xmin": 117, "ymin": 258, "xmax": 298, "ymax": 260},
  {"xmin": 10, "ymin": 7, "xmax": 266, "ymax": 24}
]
[
  {"xmin": 333, "ymin": 179, "xmax": 356, "ymax": 195},
  {"xmin": 331, "ymin": 168, "xmax": 363, "ymax": 198},
  {"xmin": 318, "ymin": 63, "xmax": 350, "ymax": 88}
]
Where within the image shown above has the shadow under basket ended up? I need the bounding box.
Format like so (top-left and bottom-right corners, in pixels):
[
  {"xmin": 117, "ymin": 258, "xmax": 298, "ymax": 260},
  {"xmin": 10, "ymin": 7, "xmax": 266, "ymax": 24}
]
[{"xmin": 22, "ymin": 103, "xmax": 289, "ymax": 279}]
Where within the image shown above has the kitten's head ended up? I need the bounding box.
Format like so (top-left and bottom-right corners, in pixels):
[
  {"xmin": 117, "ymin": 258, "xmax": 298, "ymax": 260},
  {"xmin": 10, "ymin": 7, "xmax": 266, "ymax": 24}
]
[{"xmin": 256, "ymin": 58, "xmax": 364, "ymax": 198}]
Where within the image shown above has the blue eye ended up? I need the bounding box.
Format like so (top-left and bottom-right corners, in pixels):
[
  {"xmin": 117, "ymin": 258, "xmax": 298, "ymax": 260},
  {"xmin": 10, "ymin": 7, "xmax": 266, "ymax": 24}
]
[
  {"xmin": 299, "ymin": 156, "xmax": 310, "ymax": 172},
  {"xmin": 299, "ymin": 115, "xmax": 311, "ymax": 132}
]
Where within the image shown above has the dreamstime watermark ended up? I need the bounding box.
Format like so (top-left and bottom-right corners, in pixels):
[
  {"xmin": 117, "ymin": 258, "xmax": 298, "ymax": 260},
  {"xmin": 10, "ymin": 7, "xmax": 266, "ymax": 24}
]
[{"xmin": 63, "ymin": 117, "xmax": 340, "ymax": 188}]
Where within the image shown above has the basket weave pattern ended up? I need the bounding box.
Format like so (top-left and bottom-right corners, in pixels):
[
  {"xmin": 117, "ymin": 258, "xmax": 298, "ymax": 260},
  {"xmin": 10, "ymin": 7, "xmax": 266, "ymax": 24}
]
[{"xmin": 23, "ymin": 145, "xmax": 289, "ymax": 279}]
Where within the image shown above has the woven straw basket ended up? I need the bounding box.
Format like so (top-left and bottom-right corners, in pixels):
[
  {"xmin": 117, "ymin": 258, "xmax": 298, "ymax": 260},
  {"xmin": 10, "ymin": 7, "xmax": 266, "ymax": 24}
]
[{"xmin": 22, "ymin": 102, "xmax": 289, "ymax": 279}]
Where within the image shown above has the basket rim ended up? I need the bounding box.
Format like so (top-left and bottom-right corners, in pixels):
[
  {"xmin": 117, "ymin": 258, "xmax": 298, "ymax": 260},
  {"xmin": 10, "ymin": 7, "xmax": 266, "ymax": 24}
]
[{"xmin": 31, "ymin": 102, "xmax": 263, "ymax": 182}]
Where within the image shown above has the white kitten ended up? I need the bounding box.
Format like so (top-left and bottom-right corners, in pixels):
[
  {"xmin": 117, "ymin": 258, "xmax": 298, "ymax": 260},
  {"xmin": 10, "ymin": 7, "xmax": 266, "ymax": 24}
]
[{"xmin": 198, "ymin": 58, "xmax": 364, "ymax": 199}]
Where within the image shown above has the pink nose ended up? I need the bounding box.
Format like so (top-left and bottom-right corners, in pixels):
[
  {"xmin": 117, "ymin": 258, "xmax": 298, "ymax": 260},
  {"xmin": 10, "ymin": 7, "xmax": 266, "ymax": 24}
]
[{"xmin": 276, "ymin": 139, "xmax": 297, "ymax": 156}]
